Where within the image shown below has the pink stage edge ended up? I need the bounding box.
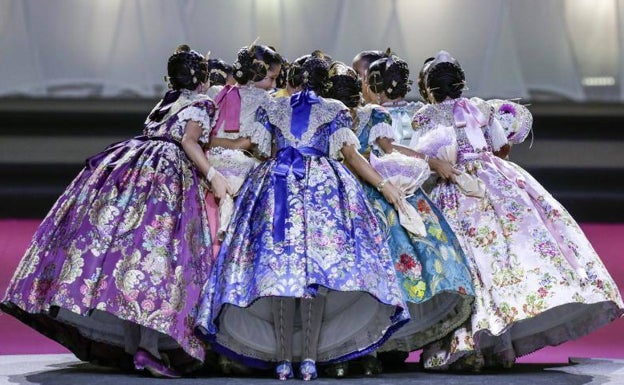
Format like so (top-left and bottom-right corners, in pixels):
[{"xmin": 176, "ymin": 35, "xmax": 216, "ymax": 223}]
[{"xmin": 1, "ymin": 219, "xmax": 623, "ymax": 363}]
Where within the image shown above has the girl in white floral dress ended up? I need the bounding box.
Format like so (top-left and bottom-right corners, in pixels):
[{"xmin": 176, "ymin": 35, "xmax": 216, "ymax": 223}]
[{"xmin": 412, "ymin": 50, "xmax": 624, "ymax": 371}]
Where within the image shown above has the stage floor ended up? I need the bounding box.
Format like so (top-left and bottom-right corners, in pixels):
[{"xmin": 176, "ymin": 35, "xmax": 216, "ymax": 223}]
[
  {"xmin": 0, "ymin": 354, "xmax": 623, "ymax": 385},
  {"xmin": 1, "ymin": 220, "xmax": 624, "ymax": 384}
]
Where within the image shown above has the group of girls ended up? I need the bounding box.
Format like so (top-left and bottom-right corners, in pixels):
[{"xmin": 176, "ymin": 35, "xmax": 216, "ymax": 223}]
[{"xmin": 1, "ymin": 42, "xmax": 622, "ymax": 381}]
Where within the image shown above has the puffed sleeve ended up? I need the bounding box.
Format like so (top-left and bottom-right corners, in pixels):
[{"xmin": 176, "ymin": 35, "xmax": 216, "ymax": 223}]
[
  {"xmin": 368, "ymin": 107, "xmax": 395, "ymax": 146},
  {"xmin": 178, "ymin": 100, "xmax": 215, "ymax": 146},
  {"xmin": 409, "ymin": 107, "xmax": 435, "ymax": 149},
  {"xmin": 488, "ymin": 99, "xmax": 533, "ymax": 144},
  {"xmin": 328, "ymin": 109, "xmax": 360, "ymax": 160},
  {"xmin": 248, "ymin": 106, "xmax": 274, "ymax": 158}
]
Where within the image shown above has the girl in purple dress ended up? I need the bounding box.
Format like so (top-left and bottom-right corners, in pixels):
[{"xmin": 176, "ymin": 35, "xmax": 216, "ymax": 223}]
[{"xmin": 1, "ymin": 47, "xmax": 230, "ymax": 377}]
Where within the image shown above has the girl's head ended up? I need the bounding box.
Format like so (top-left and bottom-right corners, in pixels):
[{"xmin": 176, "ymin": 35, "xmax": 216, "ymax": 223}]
[
  {"xmin": 352, "ymin": 50, "xmax": 383, "ymax": 80},
  {"xmin": 207, "ymin": 58, "xmax": 233, "ymax": 87},
  {"xmin": 352, "ymin": 50, "xmax": 383, "ymax": 104},
  {"xmin": 366, "ymin": 51, "xmax": 411, "ymax": 100},
  {"xmin": 288, "ymin": 50, "xmax": 332, "ymax": 97},
  {"xmin": 417, "ymin": 57, "xmax": 435, "ymax": 102},
  {"xmin": 167, "ymin": 47, "xmax": 209, "ymax": 91},
  {"xmin": 423, "ymin": 50, "xmax": 465, "ymax": 103},
  {"xmin": 232, "ymin": 44, "xmax": 282, "ymax": 90},
  {"xmin": 327, "ymin": 61, "xmax": 361, "ymax": 108}
]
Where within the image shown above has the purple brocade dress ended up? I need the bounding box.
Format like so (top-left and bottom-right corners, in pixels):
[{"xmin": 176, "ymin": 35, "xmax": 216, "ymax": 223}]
[
  {"xmin": 195, "ymin": 91, "xmax": 409, "ymax": 367},
  {"xmin": 1, "ymin": 90, "xmax": 216, "ymax": 371}
]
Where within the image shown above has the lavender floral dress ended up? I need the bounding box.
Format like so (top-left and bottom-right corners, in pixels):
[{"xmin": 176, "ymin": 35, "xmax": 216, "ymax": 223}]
[
  {"xmin": 412, "ymin": 97, "xmax": 624, "ymax": 369},
  {"xmin": 1, "ymin": 90, "xmax": 216, "ymax": 370},
  {"xmin": 195, "ymin": 90, "xmax": 408, "ymax": 366}
]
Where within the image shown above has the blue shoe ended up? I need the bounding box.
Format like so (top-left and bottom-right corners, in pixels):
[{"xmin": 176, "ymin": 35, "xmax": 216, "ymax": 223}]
[
  {"xmin": 275, "ymin": 360, "xmax": 294, "ymax": 381},
  {"xmin": 299, "ymin": 359, "xmax": 318, "ymax": 381}
]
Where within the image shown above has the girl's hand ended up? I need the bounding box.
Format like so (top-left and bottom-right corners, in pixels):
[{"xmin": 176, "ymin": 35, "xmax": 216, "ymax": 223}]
[
  {"xmin": 209, "ymin": 171, "xmax": 232, "ymax": 200},
  {"xmin": 429, "ymin": 158, "xmax": 460, "ymax": 182},
  {"xmin": 381, "ymin": 181, "xmax": 408, "ymax": 213}
]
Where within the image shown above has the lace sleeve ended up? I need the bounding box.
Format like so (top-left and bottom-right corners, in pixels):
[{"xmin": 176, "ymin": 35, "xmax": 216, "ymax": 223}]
[
  {"xmin": 244, "ymin": 106, "xmax": 274, "ymax": 158},
  {"xmin": 368, "ymin": 108, "xmax": 395, "ymax": 146},
  {"xmin": 178, "ymin": 101, "xmax": 215, "ymax": 145},
  {"xmin": 487, "ymin": 117, "xmax": 509, "ymax": 152},
  {"xmin": 489, "ymin": 100, "xmax": 533, "ymax": 144},
  {"xmin": 329, "ymin": 110, "xmax": 359, "ymax": 160},
  {"xmin": 409, "ymin": 109, "xmax": 434, "ymax": 149}
]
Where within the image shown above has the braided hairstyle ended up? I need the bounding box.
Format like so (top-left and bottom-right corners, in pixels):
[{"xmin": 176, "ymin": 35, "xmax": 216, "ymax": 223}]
[
  {"xmin": 232, "ymin": 44, "xmax": 282, "ymax": 85},
  {"xmin": 425, "ymin": 61, "xmax": 465, "ymax": 103},
  {"xmin": 167, "ymin": 48, "xmax": 209, "ymax": 91},
  {"xmin": 327, "ymin": 61, "xmax": 361, "ymax": 108},
  {"xmin": 296, "ymin": 51, "xmax": 332, "ymax": 97},
  {"xmin": 275, "ymin": 57, "xmax": 290, "ymax": 89},
  {"xmin": 366, "ymin": 52, "xmax": 411, "ymax": 100},
  {"xmin": 417, "ymin": 57, "xmax": 435, "ymax": 101},
  {"xmin": 207, "ymin": 58, "xmax": 233, "ymax": 87},
  {"xmin": 352, "ymin": 50, "xmax": 384, "ymax": 76}
]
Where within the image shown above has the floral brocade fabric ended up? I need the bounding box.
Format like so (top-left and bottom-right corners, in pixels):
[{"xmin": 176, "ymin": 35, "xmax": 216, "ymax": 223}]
[
  {"xmin": 2, "ymin": 91, "xmax": 217, "ymax": 367},
  {"xmin": 412, "ymin": 98, "xmax": 624, "ymax": 370},
  {"xmin": 355, "ymin": 104, "xmax": 475, "ymax": 352},
  {"xmin": 195, "ymin": 95, "xmax": 409, "ymax": 365}
]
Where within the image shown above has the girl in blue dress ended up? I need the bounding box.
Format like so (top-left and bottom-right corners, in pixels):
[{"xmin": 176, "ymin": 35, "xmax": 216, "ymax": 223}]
[
  {"xmin": 327, "ymin": 60, "xmax": 475, "ymax": 374},
  {"xmin": 195, "ymin": 53, "xmax": 410, "ymax": 381}
]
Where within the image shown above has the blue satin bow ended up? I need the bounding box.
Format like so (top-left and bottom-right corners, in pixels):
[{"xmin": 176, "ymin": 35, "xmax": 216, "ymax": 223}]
[
  {"xmin": 271, "ymin": 146, "xmax": 323, "ymax": 244},
  {"xmin": 289, "ymin": 89, "xmax": 320, "ymax": 139}
]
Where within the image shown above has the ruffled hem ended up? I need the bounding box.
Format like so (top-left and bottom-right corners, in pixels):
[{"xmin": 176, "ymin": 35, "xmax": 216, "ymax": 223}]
[
  {"xmin": 0, "ymin": 301, "xmax": 204, "ymax": 373},
  {"xmin": 196, "ymin": 285, "xmax": 408, "ymax": 367},
  {"xmin": 378, "ymin": 292, "xmax": 474, "ymax": 353}
]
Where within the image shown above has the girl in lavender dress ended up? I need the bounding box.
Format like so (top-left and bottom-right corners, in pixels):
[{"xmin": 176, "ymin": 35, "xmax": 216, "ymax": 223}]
[
  {"xmin": 412, "ymin": 50, "xmax": 624, "ymax": 370},
  {"xmin": 1, "ymin": 47, "xmax": 231, "ymax": 377},
  {"xmin": 195, "ymin": 52, "xmax": 409, "ymax": 381}
]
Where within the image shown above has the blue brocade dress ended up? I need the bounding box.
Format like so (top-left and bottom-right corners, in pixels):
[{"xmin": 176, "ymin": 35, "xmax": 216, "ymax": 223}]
[
  {"xmin": 195, "ymin": 90, "xmax": 409, "ymax": 367},
  {"xmin": 353, "ymin": 104, "xmax": 475, "ymax": 352}
]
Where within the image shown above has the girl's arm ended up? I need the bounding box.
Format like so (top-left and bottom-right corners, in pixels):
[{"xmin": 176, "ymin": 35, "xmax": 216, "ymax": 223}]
[
  {"xmin": 341, "ymin": 143, "xmax": 407, "ymax": 212},
  {"xmin": 181, "ymin": 120, "xmax": 232, "ymax": 199},
  {"xmin": 208, "ymin": 136, "xmax": 254, "ymax": 151},
  {"xmin": 376, "ymin": 137, "xmax": 459, "ymax": 182}
]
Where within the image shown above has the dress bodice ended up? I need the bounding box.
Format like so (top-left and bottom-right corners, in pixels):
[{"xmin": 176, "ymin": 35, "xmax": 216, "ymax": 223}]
[
  {"xmin": 411, "ymin": 97, "xmax": 507, "ymax": 163},
  {"xmin": 143, "ymin": 90, "xmax": 214, "ymax": 145},
  {"xmin": 256, "ymin": 92, "xmax": 357, "ymax": 159},
  {"xmin": 382, "ymin": 100, "xmax": 424, "ymax": 146},
  {"xmin": 353, "ymin": 104, "xmax": 394, "ymax": 157}
]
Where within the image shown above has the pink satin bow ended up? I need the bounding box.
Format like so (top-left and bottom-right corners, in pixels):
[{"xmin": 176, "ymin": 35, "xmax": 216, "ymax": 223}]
[{"xmin": 453, "ymin": 98, "xmax": 488, "ymax": 151}]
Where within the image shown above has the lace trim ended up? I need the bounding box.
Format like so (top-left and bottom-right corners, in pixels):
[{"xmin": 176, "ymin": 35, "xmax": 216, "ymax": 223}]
[
  {"xmin": 241, "ymin": 120, "xmax": 273, "ymax": 158},
  {"xmin": 265, "ymin": 97, "xmax": 348, "ymax": 146},
  {"xmin": 368, "ymin": 122, "xmax": 395, "ymax": 147},
  {"xmin": 177, "ymin": 104, "xmax": 213, "ymax": 145},
  {"xmin": 487, "ymin": 99, "xmax": 533, "ymax": 145},
  {"xmin": 329, "ymin": 126, "xmax": 360, "ymax": 160},
  {"xmin": 354, "ymin": 104, "xmax": 375, "ymax": 137}
]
